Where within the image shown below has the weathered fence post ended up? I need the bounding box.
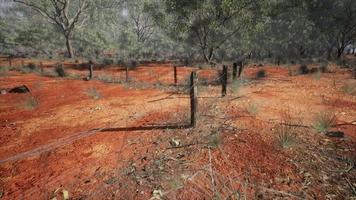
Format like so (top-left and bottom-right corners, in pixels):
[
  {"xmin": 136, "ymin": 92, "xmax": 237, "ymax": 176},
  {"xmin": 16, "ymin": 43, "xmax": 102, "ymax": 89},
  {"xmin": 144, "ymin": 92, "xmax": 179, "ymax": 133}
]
[
  {"xmin": 222, "ymin": 65, "xmax": 228, "ymax": 97},
  {"xmin": 174, "ymin": 65, "xmax": 178, "ymax": 85},
  {"xmin": 21, "ymin": 60, "xmax": 25, "ymax": 67},
  {"xmin": 8, "ymin": 56, "xmax": 12, "ymax": 67},
  {"xmin": 190, "ymin": 71, "xmax": 197, "ymax": 127},
  {"xmin": 232, "ymin": 63, "xmax": 238, "ymax": 80},
  {"xmin": 89, "ymin": 60, "xmax": 94, "ymax": 80},
  {"xmin": 126, "ymin": 66, "xmax": 129, "ymax": 82},
  {"xmin": 237, "ymin": 61, "xmax": 243, "ymax": 78}
]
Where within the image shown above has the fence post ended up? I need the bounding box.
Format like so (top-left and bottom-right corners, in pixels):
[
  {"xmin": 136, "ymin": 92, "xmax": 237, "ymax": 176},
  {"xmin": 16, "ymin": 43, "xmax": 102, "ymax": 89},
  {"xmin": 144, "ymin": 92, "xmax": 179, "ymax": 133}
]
[
  {"xmin": 8, "ymin": 57, "xmax": 12, "ymax": 67},
  {"xmin": 126, "ymin": 66, "xmax": 129, "ymax": 82},
  {"xmin": 232, "ymin": 63, "xmax": 237, "ymax": 80},
  {"xmin": 174, "ymin": 65, "xmax": 177, "ymax": 86},
  {"xmin": 237, "ymin": 61, "xmax": 243, "ymax": 78},
  {"xmin": 89, "ymin": 60, "xmax": 94, "ymax": 80},
  {"xmin": 21, "ymin": 60, "xmax": 25, "ymax": 67},
  {"xmin": 222, "ymin": 65, "xmax": 228, "ymax": 97},
  {"xmin": 190, "ymin": 71, "xmax": 197, "ymax": 127}
]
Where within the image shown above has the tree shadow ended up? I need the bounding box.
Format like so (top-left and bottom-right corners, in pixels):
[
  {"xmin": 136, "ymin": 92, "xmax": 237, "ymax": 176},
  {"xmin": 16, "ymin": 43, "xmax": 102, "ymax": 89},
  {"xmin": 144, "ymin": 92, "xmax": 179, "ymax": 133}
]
[{"xmin": 100, "ymin": 123, "xmax": 192, "ymax": 132}]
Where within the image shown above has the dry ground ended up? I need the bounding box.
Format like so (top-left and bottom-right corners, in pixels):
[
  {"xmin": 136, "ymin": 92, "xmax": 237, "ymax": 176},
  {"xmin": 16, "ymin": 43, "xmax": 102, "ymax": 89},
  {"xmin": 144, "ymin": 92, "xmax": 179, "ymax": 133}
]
[{"xmin": 0, "ymin": 58, "xmax": 355, "ymax": 199}]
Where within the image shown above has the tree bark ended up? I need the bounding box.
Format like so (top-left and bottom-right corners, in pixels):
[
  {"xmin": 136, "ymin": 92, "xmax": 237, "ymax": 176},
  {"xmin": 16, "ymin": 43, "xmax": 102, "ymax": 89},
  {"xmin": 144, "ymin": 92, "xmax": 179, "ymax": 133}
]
[{"xmin": 65, "ymin": 34, "xmax": 74, "ymax": 58}]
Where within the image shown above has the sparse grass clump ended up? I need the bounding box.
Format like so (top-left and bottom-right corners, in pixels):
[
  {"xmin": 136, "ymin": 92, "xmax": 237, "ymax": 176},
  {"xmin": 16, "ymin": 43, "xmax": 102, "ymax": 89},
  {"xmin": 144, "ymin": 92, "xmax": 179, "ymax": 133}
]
[
  {"xmin": 256, "ymin": 69, "xmax": 266, "ymax": 78},
  {"xmin": 275, "ymin": 109, "xmax": 300, "ymax": 148},
  {"xmin": 342, "ymin": 83, "xmax": 356, "ymax": 95},
  {"xmin": 231, "ymin": 79, "xmax": 243, "ymax": 93},
  {"xmin": 85, "ymin": 88, "xmax": 102, "ymax": 100},
  {"xmin": 22, "ymin": 96, "xmax": 39, "ymax": 110},
  {"xmin": 20, "ymin": 63, "xmax": 42, "ymax": 74},
  {"xmin": 0, "ymin": 66, "xmax": 9, "ymax": 76},
  {"xmin": 313, "ymin": 111, "xmax": 336, "ymax": 133},
  {"xmin": 245, "ymin": 102, "xmax": 258, "ymax": 116},
  {"xmin": 54, "ymin": 64, "xmax": 67, "ymax": 77},
  {"xmin": 319, "ymin": 63, "xmax": 328, "ymax": 73},
  {"xmin": 277, "ymin": 128, "xmax": 297, "ymax": 148}
]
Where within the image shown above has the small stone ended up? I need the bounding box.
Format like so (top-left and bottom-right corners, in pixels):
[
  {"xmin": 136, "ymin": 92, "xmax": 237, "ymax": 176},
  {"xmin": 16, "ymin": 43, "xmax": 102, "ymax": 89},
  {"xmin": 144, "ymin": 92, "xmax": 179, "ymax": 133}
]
[
  {"xmin": 0, "ymin": 90, "xmax": 6, "ymax": 95},
  {"xmin": 169, "ymin": 139, "xmax": 181, "ymax": 147}
]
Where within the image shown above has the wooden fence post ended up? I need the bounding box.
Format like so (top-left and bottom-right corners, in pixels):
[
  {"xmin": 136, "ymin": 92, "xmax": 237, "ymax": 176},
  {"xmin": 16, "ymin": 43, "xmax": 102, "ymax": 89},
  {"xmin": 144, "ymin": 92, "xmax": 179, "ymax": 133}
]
[
  {"xmin": 126, "ymin": 66, "xmax": 129, "ymax": 82},
  {"xmin": 21, "ymin": 60, "xmax": 25, "ymax": 67},
  {"xmin": 222, "ymin": 65, "xmax": 228, "ymax": 97},
  {"xmin": 8, "ymin": 57, "xmax": 12, "ymax": 67},
  {"xmin": 237, "ymin": 61, "xmax": 243, "ymax": 78},
  {"xmin": 232, "ymin": 63, "xmax": 237, "ymax": 80},
  {"xmin": 190, "ymin": 71, "xmax": 197, "ymax": 127},
  {"xmin": 89, "ymin": 61, "xmax": 94, "ymax": 80},
  {"xmin": 174, "ymin": 65, "xmax": 177, "ymax": 85}
]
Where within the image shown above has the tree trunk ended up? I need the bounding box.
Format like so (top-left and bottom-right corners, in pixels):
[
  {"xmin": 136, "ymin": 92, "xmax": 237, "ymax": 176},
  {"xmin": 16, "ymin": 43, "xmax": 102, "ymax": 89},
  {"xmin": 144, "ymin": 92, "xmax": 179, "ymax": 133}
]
[
  {"xmin": 65, "ymin": 35, "xmax": 74, "ymax": 58},
  {"xmin": 336, "ymin": 48, "xmax": 343, "ymax": 59},
  {"xmin": 202, "ymin": 47, "xmax": 214, "ymax": 64}
]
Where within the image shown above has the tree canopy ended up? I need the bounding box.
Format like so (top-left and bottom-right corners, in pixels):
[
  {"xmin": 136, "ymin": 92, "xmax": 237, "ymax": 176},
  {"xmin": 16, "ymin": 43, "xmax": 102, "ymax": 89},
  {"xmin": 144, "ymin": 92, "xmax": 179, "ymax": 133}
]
[{"xmin": 0, "ymin": 0, "xmax": 354, "ymax": 61}]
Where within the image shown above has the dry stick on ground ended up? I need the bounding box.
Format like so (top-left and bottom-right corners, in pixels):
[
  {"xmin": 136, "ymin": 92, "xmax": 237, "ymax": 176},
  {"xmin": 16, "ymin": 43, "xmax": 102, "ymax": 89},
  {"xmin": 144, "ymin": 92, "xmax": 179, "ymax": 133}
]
[
  {"xmin": 208, "ymin": 148, "xmax": 216, "ymax": 197},
  {"xmin": 345, "ymin": 177, "xmax": 356, "ymax": 196}
]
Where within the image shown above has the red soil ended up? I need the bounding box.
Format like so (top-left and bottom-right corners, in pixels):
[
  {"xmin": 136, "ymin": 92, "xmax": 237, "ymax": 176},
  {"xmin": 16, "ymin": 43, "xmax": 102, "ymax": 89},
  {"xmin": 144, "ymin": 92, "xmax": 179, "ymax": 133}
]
[{"xmin": 0, "ymin": 59, "xmax": 355, "ymax": 199}]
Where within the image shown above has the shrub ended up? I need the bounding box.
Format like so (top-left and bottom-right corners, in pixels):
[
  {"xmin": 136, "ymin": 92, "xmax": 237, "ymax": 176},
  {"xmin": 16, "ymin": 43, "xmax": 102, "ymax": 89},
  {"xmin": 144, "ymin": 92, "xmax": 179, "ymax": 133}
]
[
  {"xmin": 245, "ymin": 102, "xmax": 258, "ymax": 116},
  {"xmin": 123, "ymin": 60, "xmax": 139, "ymax": 70},
  {"xmin": 312, "ymin": 70, "xmax": 321, "ymax": 80},
  {"xmin": 85, "ymin": 88, "xmax": 102, "ymax": 100},
  {"xmin": 336, "ymin": 59, "xmax": 347, "ymax": 68},
  {"xmin": 342, "ymin": 83, "xmax": 356, "ymax": 95},
  {"xmin": 298, "ymin": 64, "xmax": 309, "ymax": 75},
  {"xmin": 101, "ymin": 58, "xmax": 114, "ymax": 66},
  {"xmin": 0, "ymin": 66, "xmax": 9, "ymax": 76},
  {"xmin": 54, "ymin": 64, "xmax": 67, "ymax": 77},
  {"xmin": 256, "ymin": 69, "xmax": 266, "ymax": 78},
  {"xmin": 22, "ymin": 96, "xmax": 39, "ymax": 110},
  {"xmin": 275, "ymin": 110, "xmax": 300, "ymax": 148},
  {"xmin": 20, "ymin": 63, "xmax": 42, "ymax": 74},
  {"xmin": 313, "ymin": 111, "xmax": 336, "ymax": 133},
  {"xmin": 277, "ymin": 127, "xmax": 297, "ymax": 148},
  {"xmin": 231, "ymin": 79, "xmax": 243, "ymax": 93},
  {"xmin": 319, "ymin": 63, "xmax": 328, "ymax": 73}
]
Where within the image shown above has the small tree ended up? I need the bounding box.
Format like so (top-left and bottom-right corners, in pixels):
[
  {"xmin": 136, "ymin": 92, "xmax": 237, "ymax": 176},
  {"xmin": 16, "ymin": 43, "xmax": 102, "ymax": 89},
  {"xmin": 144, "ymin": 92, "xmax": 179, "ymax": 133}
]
[{"xmin": 14, "ymin": 0, "xmax": 91, "ymax": 58}]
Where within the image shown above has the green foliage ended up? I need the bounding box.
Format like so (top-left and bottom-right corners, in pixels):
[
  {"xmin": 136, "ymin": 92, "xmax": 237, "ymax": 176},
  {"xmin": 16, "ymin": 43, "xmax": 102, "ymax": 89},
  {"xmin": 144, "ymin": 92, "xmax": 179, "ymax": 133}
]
[
  {"xmin": 342, "ymin": 83, "xmax": 356, "ymax": 95},
  {"xmin": 54, "ymin": 65, "xmax": 67, "ymax": 77},
  {"xmin": 22, "ymin": 96, "xmax": 39, "ymax": 110},
  {"xmin": 256, "ymin": 69, "xmax": 266, "ymax": 78},
  {"xmin": 0, "ymin": 66, "xmax": 9, "ymax": 76},
  {"xmin": 231, "ymin": 79, "xmax": 243, "ymax": 93},
  {"xmin": 313, "ymin": 112, "xmax": 336, "ymax": 133},
  {"xmin": 85, "ymin": 88, "xmax": 102, "ymax": 100},
  {"xmin": 19, "ymin": 63, "xmax": 42, "ymax": 74}
]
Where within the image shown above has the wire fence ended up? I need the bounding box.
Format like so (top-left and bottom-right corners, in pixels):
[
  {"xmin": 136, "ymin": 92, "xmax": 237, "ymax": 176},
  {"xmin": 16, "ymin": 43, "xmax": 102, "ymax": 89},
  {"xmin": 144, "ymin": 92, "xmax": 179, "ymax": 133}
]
[{"xmin": 0, "ymin": 59, "xmax": 258, "ymax": 199}]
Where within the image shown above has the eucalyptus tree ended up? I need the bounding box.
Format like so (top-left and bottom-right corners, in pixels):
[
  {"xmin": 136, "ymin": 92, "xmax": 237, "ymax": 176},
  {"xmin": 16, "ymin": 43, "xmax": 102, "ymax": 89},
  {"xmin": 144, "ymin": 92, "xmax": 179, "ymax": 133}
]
[
  {"xmin": 157, "ymin": 0, "xmax": 255, "ymax": 64},
  {"xmin": 12, "ymin": 0, "xmax": 92, "ymax": 58}
]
